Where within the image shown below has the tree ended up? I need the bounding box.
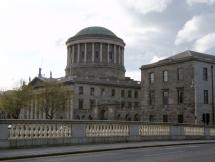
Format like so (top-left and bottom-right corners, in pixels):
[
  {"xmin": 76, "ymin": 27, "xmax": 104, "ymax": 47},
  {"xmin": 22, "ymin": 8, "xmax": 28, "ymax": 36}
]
[
  {"xmin": 0, "ymin": 84, "xmax": 32, "ymax": 119},
  {"xmin": 37, "ymin": 80, "xmax": 70, "ymax": 119}
]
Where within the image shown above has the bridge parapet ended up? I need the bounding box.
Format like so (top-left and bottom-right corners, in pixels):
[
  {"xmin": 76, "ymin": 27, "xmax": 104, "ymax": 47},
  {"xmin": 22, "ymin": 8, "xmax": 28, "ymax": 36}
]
[{"xmin": 0, "ymin": 119, "xmax": 214, "ymax": 148}]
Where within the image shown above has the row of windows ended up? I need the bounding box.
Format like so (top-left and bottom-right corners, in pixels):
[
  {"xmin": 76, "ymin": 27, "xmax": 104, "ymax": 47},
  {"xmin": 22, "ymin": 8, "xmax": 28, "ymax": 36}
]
[
  {"xmin": 78, "ymin": 86, "xmax": 139, "ymax": 98},
  {"xmin": 148, "ymin": 89, "xmax": 209, "ymax": 105},
  {"xmin": 149, "ymin": 88, "xmax": 184, "ymax": 105},
  {"xmin": 149, "ymin": 67, "xmax": 212, "ymax": 84},
  {"xmin": 149, "ymin": 114, "xmax": 184, "ymax": 123},
  {"xmin": 149, "ymin": 68, "xmax": 184, "ymax": 84},
  {"xmin": 78, "ymin": 99, "xmax": 140, "ymax": 109}
]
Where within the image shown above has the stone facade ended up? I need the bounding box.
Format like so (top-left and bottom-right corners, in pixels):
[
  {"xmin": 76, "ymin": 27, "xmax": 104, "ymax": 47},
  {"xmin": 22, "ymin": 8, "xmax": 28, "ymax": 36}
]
[
  {"xmin": 141, "ymin": 50, "xmax": 215, "ymax": 125},
  {"xmin": 24, "ymin": 26, "xmax": 141, "ymax": 121}
]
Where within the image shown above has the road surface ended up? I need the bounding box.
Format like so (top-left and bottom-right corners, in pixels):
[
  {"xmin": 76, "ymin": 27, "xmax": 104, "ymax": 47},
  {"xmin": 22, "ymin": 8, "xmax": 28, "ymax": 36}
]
[{"xmin": 4, "ymin": 143, "xmax": 215, "ymax": 162}]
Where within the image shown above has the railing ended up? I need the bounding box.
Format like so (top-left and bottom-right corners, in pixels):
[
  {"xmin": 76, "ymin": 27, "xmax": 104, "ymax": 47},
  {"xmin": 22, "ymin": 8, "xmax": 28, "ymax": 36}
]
[
  {"xmin": 0, "ymin": 120, "xmax": 214, "ymax": 148},
  {"xmin": 86, "ymin": 124, "xmax": 129, "ymax": 137},
  {"xmin": 184, "ymin": 127, "xmax": 204, "ymax": 136},
  {"xmin": 8, "ymin": 124, "xmax": 71, "ymax": 139},
  {"xmin": 139, "ymin": 125, "xmax": 170, "ymax": 136},
  {"xmin": 210, "ymin": 128, "xmax": 215, "ymax": 136}
]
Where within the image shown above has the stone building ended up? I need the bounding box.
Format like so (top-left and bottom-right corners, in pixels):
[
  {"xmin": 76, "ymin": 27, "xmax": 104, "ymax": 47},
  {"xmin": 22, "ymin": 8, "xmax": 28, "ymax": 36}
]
[
  {"xmin": 141, "ymin": 50, "xmax": 215, "ymax": 125},
  {"xmin": 25, "ymin": 26, "xmax": 141, "ymax": 121}
]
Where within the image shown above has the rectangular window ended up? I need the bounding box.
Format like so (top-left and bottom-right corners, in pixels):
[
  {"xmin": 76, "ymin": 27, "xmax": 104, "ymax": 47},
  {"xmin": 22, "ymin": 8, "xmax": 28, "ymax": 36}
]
[
  {"xmin": 128, "ymin": 102, "xmax": 132, "ymax": 109},
  {"xmin": 134, "ymin": 102, "xmax": 139, "ymax": 108},
  {"xmin": 79, "ymin": 86, "xmax": 83, "ymax": 95},
  {"xmin": 178, "ymin": 114, "xmax": 184, "ymax": 123},
  {"xmin": 78, "ymin": 99, "xmax": 83, "ymax": 109},
  {"xmin": 90, "ymin": 87, "xmax": 95, "ymax": 96},
  {"xmin": 121, "ymin": 89, "xmax": 125, "ymax": 98},
  {"xmin": 149, "ymin": 72, "xmax": 154, "ymax": 84},
  {"xmin": 111, "ymin": 89, "xmax": 115, "ymax": 97},
  {"xmin": 121, "ymin": 101, "xmax": 125, "ymax": 109},
  {"xmin": 177, "ymin": 88, "xmax": 184, "ymax": 104},
  {"xmin": 149, "ymin": 90, "xmax": 155, "ymax": 105},
  {"xmin": 202, "ymin": 113, "xmax": 210, "ymax": 125},
  {"xmin": 163, "ymin": 90, "xmax": 169, "ymax": 105},
  {"xmin": 109, "ymin": 51, "xmax": 113, "ymax": 61},
  {"xmin": 203, "ymin": 68, "xmax": 208, "ymax": 81},
  {"xmin": 89, "ymin": 99, "xmax": 95, "ymax": 109},
  {"xmin": 204, "ymin": 90, "xmax": 208, "ymax": 104},
  {"xmin": 163, "ymin": 115, "xmax": 168, "ymax": 122},
  {"xmin": 177, "ymin": 68, "xmax": 183, "ymax": 81},
  {"xmin": 163, "ymin": 70, "xmax": 168, "ymax": 82},
  {"xmin": 128, "ymin": 90, "xmax": 132, "ymax": 98},
  {"xmin": 134, "ymin": 91, "xmax": 138, "ymax": 98},
  {"xmin": 100, "ymin": 88, "xmax": 105, "ymax": 96},
  {"xmin": 149, "ymin": 115, "xmax": 154, "ymax": 122}
]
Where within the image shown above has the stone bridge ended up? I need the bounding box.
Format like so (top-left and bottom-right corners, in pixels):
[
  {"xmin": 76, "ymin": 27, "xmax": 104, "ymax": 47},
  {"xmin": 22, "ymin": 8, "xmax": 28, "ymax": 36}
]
[{"xmin": 0, "ymin": 119, "xmax": 215, "ymax": 148}]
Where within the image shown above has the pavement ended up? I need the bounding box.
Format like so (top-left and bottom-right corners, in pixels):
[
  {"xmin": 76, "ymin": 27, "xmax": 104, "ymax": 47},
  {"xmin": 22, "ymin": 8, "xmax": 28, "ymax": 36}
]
[{"xmin": 0, "ymin": 140, "xmax": 215, "ymax": 161}]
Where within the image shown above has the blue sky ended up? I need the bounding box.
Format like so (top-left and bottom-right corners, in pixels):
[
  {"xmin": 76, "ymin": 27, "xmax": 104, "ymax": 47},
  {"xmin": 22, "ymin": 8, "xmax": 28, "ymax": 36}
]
[{"xmin": 0, "ymin": 0, "xmax": 215, "ymax": 89}]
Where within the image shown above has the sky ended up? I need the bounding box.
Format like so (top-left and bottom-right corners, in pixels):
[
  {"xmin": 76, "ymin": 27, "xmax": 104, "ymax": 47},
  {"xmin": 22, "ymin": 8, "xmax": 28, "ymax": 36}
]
[{"xmin": 1, "ymin": 0, "xmax": 215, "ymax": 90}]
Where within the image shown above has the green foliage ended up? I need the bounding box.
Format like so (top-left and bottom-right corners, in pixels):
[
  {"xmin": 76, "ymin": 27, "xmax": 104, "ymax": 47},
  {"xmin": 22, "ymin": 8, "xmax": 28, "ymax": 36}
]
[
  {"xmin": 38, "ymin": 80, "xmax": 70, "ymax": 119},
  {"xmin": 0, "ymin": 85, "xmax": 32, "ymax": 119}
]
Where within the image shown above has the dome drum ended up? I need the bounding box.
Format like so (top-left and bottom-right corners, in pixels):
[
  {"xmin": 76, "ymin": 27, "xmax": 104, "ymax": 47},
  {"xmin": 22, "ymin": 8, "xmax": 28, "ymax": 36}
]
[{"xmin": 65, "ymin": 27, "xmax": 126, "ymax": 80}]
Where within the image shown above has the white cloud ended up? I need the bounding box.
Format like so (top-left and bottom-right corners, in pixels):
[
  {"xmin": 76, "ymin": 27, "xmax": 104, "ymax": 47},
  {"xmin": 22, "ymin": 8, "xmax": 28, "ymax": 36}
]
[
  {"xmin": 193, "ymin": 33, "xmax": 215, "ymax": 52},
  {"xmin": 150, "ymin": 55, "xmax": 166, "ymax": 63},
  {"xmin": 187, "ymin": 0, "xmax": 215, "ymax": 5},
  {"xmin": 126, "ymin": 70, "xmax": 141, "ymax": 81},
  {"xmin": 124, "ymin": 0, "xmax": 172, "ymax": 14},
  {"xmin": 175, "ymin": 13, "xmax": 215, "ymax": 45}
]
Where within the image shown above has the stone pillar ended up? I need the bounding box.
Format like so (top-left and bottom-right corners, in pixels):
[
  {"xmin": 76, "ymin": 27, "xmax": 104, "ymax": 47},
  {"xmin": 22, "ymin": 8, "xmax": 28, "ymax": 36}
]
[
  {"xmin": 67, "ymin": 46, "xmax": 70, "ymax": 66},
  {"xmin": 122, "ymin": 47, "xmax": 124, "ymax": 66},
  {"xmin": 100, "ymin": 43, "xmax": 102, "ymax": 63},
  {"xmin": 84, "ymin": 43, "xmax": 87, "ymax": 63},
  {"xmin": 26, "ymin": 105, "xmax": 29, "ymax": 119},
  {"xmin": 70, "ymin": 96, "xmax": 73, "ymax": 120},
  {"xmin": 72, "ymin": 45, "xmax": 75, "ymax": 64},
  {"xmin": 92, "ymin": 43, "xmax": 95, "ymax": 63},
  {"xmin": 107, "ymin": 44, "xmax": 110, "ymax": 64},
  {"xmin": 114, "ymin": 45, "xmax": 116, "ymax": 64},
  {"xmin": 30, "ymin": 99, "xmax": 33, "ymax": 119},
  {"xmin": 118, "ymin": 46, "xmax": 121, "ymax": 65},
  {"xmin": 78, "ymin": 44, "xmax": 80, "ymax": 63}
]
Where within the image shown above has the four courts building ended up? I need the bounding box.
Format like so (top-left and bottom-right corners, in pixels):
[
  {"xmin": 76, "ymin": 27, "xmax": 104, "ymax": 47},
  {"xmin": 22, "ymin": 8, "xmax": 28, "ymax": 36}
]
[
  {"xmin": 28, "ymin": 26, "xmax": 141, "ymax": 121},
  {"xmin": 20, "ymin": 26, "xmax": 215, "ymax": 125}
]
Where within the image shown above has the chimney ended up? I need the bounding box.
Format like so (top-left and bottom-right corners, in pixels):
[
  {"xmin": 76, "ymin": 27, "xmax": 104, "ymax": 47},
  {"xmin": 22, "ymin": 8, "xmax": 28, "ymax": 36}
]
[
  {"xmin": 38, "ymin": 68, "xmax": 42, "ymax": 77},
  {"xmin": 29, "ymin": 77, "xmax": 31, "ymax": 83}
]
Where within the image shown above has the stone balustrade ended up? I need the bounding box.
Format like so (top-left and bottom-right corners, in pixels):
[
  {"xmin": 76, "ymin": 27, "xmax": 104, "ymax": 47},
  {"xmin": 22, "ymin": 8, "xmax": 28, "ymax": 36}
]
[
  {"xmin": 210, "ymin": 128, "xmax": 215, "ymax": 136},
  {"xmin": 184, "ymin": 126, "xmax": 204, "ymax": 136},
  {"xmin": 8, "ymin": 124, "xmax": 71, "ymax": 139},
  {"xmin": 139, "ymin": 125, "xmax": 170, "ymax": 136},
  {"xmin": 0, "ymin": 120, "xmax": 214, "ymax": 148},
  {"xmin": 86, "ymin": 124, "xmax": 129, "ymax": 137}
]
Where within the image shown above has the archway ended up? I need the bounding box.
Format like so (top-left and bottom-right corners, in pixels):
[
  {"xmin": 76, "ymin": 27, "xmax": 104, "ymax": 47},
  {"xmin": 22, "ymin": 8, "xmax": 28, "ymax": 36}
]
[
  {"xmin": 99, "ymin": 109, "xmax": 107, "ymax": 120},
  {"xmin": 134, "ymin": 114, "xmax": 140, "ymax": 121},
  {"xmin": 88, "ymin": 115, "xmax": 93, "ymax": 120}
]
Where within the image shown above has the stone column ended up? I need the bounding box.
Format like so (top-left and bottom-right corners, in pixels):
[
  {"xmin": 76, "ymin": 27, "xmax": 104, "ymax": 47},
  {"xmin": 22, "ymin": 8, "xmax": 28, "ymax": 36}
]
[
  {"xmin": 84, "ymin": 43, "xmax": 87, "ymax": 63},
  {"xmin": 30, "ymin": 99, "xmax": 33, "ymax": 119},
  {"xmin": 114, "ymin": 45, "xmax": 116, "ymax": 64},
  {"xmin": 107, "ymin": 44, "xmax": 110, "ymax": 64},
  {"xmin": 77, "ymin": 44, "xmax": 80, "ymax": 63},
  {"xmin": 67, "ymin": 46, "xmax": 70, "ymax": 66},
  {"xmin": 26, "ymin": 104, "xmax": 29, "ymax": 119},
  {"xmin": 118, "ymin": 46, "xmax": 121, "ymax": 65},
  {"xmin": 122, "ymin": 47, "xmax": 124, "ymax": 66},
  {"xmin": 70, "ymin": 96, "xmax": 73, "ymax": 120},
  {"xmin": 72, "ymin": 45, "xmax": 75, "ymax": 64},
  {"xmin": 92, "ymin": 43, "xmax": 95, "ymax": 63},
  {"xmin": 100, "ymin": 43, "xmax": 102, "ymax": 63}
]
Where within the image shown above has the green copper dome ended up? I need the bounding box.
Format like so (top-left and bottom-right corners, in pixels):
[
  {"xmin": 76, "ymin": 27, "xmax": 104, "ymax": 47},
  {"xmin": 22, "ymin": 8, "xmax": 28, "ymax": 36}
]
[{"xmin": 75, "ymin": 26, "xmax": 117, "ymax": 37}]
